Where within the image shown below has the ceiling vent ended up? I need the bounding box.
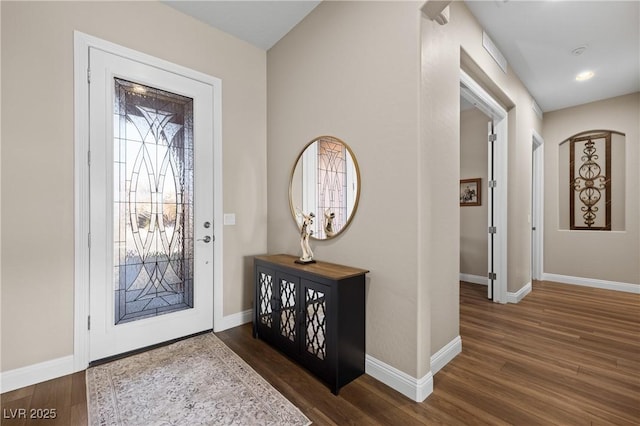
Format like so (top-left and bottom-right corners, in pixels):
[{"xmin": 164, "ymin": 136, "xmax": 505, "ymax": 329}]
[{"xmin": 482, "ymin": 31, "xmax": 508, "ymax": 74}]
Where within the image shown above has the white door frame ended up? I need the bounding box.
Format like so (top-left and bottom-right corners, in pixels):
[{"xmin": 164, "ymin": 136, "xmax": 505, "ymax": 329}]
[
  {"xmin": 460, "ymin": 70, "xmax": 508, "ymax": 303},
  {"xmin": 531, "ymin": 129, "xmax": 544, "ymax": 280},
  {"xmin": 73, "ymin": 31, "xmax": 223, "ymax": 371}
]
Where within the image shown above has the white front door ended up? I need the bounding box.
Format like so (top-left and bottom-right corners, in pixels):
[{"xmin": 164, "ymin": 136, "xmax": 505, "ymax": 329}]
[{"xmin": 88, "ymin": 47, "xmax": 216, "ymax": 361}]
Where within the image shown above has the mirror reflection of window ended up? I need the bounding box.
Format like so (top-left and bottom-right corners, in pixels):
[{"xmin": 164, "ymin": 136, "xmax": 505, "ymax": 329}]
[
  {"xmin": 301, "ymin": 141, "xmax": 317, "ymax": 226},
  {"xmin": 318, "ymin": 139, "xmax": 347, "ymax": 238},
  {"xmin": 302, "ymin": 139, "xmax": 349, "ymax": 239}
]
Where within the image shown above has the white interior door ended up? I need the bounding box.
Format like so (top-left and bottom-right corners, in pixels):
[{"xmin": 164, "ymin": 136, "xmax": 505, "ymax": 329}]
[
  {"xmin": 89, "ymin": 47, "xmax": 215, "ymax": 361},
  {"xmin": 487, "ymin": 121, "xmax": 495, "ymax": 300},
  {"xmin": 531, "ymin": 131, "xmax": 544, "ymax": 281}
]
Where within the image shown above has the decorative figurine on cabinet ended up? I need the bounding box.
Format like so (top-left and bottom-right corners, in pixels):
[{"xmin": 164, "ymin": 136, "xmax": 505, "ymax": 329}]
[
  {"xmin": 324, "ymin": 209, "xmax": 336, "ymax": 238},
  {"xmin": 296, "ymin": 210, "xmax": 316, "ymax": 264}
]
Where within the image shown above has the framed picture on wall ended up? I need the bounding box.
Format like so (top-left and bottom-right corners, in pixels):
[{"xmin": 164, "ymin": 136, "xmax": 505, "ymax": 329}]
[{"xmin": 460, "ymin": 178, "xmax": 481, "ymax": 206}]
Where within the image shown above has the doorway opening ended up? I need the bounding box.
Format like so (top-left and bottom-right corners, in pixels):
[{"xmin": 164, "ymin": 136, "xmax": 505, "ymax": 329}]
[{"xmin": 459, "ymin": 70, "xmax": 508, "ymax": 303}]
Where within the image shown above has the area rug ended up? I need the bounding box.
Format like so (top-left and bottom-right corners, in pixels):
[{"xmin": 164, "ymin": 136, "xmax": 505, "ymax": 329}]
[{"xmin": 86, "ymin": 332, "xmax": 311, "ymax": 426}]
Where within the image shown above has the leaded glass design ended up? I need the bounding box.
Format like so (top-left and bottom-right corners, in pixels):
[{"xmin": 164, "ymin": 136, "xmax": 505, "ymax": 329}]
[
  {"xmin": 259, "ymin": 272, "xmax": 274, "ymax": 328},
  {"xmin": 317, "ymin": 139, "xmax": 347, "ymax": 239},
  {"xmin": 305, "ymin": 287, "xmax": 326, "ymax": 360},
  {"xmin": 279, "ymin": 279, "xmax": 297, "ymax": 342},
  {"xmin": 113, "ymin": 78, "xmax": 194, "ymax": 325}
]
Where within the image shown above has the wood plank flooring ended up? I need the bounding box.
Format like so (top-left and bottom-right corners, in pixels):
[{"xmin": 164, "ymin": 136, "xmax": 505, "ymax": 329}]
[
  {"xmin": 1, "ymin": 370, "xmax": 86, "ymax": 426},
  {"xmin": 1, "ymin": 280, "xmax": 638, "ymax": 425}
]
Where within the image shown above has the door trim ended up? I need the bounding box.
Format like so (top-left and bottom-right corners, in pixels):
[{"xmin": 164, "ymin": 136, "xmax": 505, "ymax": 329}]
[{"xmin": 73, "ymin": 31, "xmax": 223, "ymax": 371}]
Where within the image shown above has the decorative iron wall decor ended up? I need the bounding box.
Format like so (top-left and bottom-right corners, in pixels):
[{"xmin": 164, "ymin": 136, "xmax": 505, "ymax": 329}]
[{"xmin": 570, "ymin": 131, "xmax": 611, "ymax": 230}]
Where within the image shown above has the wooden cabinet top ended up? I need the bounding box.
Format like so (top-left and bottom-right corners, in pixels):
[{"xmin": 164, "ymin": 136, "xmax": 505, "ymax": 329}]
[{"xmin": 255, "ymin": 254, "xmax": 369, "ymax": 281}]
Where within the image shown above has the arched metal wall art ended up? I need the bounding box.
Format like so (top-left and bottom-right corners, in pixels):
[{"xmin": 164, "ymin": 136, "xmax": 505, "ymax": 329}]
[{"xmin": 569, "ymin": 131, "xmax": 612, "ymax": 230}]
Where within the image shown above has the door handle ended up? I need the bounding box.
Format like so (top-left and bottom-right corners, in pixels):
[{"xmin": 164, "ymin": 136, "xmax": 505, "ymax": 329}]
[{"xmin": 198, "ymin": 236, "xmax": 212, "ymax": 243}]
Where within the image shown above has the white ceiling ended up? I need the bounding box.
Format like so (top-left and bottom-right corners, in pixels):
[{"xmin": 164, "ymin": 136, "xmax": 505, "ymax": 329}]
[
  {"xmin": 163, "ymin": 0, "xmax": 639, "ymax": 113},
  {"xmin": 464, "ymin": 0, "xmax": 640, "ymax": 112},
  {"xmin": 163, "ymin": 1, "xmax": 321, "ymax": 50}
]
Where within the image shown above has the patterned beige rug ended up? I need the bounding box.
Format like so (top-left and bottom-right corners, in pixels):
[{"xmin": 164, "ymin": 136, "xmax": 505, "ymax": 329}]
[{"xmin": 86, "ymin": 332, "xmax": 311, "ymax": 426}]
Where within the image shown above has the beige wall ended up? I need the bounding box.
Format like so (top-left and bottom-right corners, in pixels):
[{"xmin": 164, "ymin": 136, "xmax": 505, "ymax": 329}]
[
  {"xmin": 269, "ymin": 0, "xmax": 542, "ymax": 382},
  {"xmin": 460, "ymin": 108, "xmax": 489, "ymax": 277},
  {"xmin": 421, "ymin": 0, "xmax": 542, "ymax": 356},
  {"xmin": 543, "ymin": 93, "xmax": 640, "ymax": 284},
  {"xmin": 268, "ymin": 1, "xmax": 424, "ymax": 377},
  {"xmin": 1, "ymin": 1, "xmax": 267, "ymax": 372}
]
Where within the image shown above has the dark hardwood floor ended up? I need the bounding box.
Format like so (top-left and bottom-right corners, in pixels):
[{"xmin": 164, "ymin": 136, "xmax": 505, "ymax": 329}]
[
  {"xmin": 2, "ymin": 280, "xmax": 639, "ymax": 425},
  {"xmin": 1, "ymin": 370, "xmax": 86, "ymax": 426}
]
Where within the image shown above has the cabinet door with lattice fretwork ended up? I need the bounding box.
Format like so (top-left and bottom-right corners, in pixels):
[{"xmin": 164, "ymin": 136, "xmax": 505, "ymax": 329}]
[
  {"xmin": 254, "ymin": 265, "xmax": 276, "ymax": 342},
  {"xmin": 274, "ymin": 271, "xmax": 301, "ymax": 358},
  {"xmin": 299, "ymin": 279, "xmax": 332, "ymax": 377}
]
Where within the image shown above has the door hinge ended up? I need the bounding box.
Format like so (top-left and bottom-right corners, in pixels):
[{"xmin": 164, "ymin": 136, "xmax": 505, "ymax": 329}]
[
  {"xmin": 489, "ymin": 226, "xmax": 497, "ymax": 234},
  {"xmin": 488, "ymin": 272, "xmax": 497, "ymax": 280},
  {"xmin": 488, "ymin": 133, "xmax": 497, "ymax": 142},
  {"xmin": 87, "ymin": 315, "xmax": 91, "ymax": 330},
  {"xmin": 87, "ymin": 150, "xmax": 91, "ymax": 166},
  {"xmin": 489, "ymin": 180, "xmax": 497, "ymax": 188},
  {"xmin": 87, "ymin": 68, "xmax": 91, "ymax": 84},
  {"xmin": 88, "ymin": 232, "xmax": 91, "ymax": 248}
]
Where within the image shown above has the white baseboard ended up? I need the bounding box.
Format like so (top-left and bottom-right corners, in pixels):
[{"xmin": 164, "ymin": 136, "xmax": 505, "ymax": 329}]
[
  {"xmin": 216, "ymin": 308, "xmax": 253, "ymax": 332},
  {"xmin": 365, "ymin": 355, "xmax": 433, "ymax": 402},
  {"xmin": 430, "ymin": 336, "xmax": 462, "ymax": 375},
  {"xmin": 507, "ymin": 281, "xmax": 532, "ymax": 304},
  {"xmin": 1, "ymin": 355, "xmax": 75, "ymax": 393},
  {"xmin": 542, "ymin": 273, "xmax": 639, "ymax": 294},
  {"xmin": 459, "ymin": 273, "xmax": 487, "ymax": 286},
  {"xmin": 463, "ymin": 274, "xmax": 531, "ymax": 304}
]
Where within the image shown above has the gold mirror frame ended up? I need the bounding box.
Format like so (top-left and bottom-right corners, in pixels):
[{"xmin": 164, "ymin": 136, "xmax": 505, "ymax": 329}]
[{"xmin": 289, "ymin": 136, "xmax": 361, "ymax": 240}]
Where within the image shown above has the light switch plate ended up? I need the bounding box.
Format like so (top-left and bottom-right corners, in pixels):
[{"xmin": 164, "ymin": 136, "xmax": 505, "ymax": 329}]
[{"xmin": 224, "ymin": 213, "xmax": 236, "ymax": 226}]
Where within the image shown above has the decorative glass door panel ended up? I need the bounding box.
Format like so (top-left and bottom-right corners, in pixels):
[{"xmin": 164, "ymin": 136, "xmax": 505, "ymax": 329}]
[
  {"xmin": 89, "ymin": 46, "xmax": 217, "ymax": 362},
  {"xmin": 114, "ymin": 78, "xmax": 194, "ymax": 324}
]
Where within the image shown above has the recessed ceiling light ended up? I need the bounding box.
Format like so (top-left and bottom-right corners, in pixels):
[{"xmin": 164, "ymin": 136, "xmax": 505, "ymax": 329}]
[{"xmin": 576, "ymin": 71, "xmax": 594, "ymax": 81}]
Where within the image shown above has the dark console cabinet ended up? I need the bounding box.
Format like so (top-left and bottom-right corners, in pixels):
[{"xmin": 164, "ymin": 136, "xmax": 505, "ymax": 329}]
[{"xmin": 253, "ymin": 254, "xmax": 368, "ymax": 395}]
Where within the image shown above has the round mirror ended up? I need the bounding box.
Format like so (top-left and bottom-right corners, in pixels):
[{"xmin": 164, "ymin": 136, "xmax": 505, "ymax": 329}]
[{"xmin": 289, "ymin": 136, "xmax": 361, "ymax": 240}]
